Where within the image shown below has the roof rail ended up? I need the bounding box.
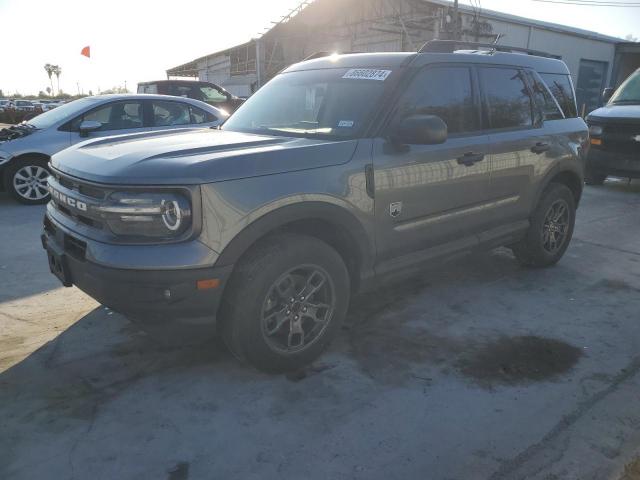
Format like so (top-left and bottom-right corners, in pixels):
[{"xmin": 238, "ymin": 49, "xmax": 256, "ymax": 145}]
[{"xmin": 419, "ymin": 40, "xmax": 560, "ymax": 59}]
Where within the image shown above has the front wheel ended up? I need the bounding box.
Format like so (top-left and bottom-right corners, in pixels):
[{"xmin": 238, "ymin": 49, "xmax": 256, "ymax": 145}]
[
  {"xmin": 512, "ymin": 183, "xmax": 576, "ymax": 268},
  {"xmin": 4, "ymin": 158, "xmax": 51, "ymax": 205},
  {"xmin": 219, "ymin": 234, "xmax": 350, "ymax": 373}
]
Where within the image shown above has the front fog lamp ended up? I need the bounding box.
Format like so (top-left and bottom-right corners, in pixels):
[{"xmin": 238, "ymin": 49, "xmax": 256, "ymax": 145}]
[
  {"xmin": 98, "ymin": 192, "xmax": 192, "ymax": 238},
  {"xmin": 588, "ymin": 125, "xmax": 603, "ymax": 136}
]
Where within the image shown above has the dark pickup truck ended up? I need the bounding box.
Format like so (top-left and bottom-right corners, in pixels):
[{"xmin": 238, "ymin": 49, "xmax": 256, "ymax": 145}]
[
  {"xmin": 585, "ymin": 68, "xmax": 640, "ymax": 185},
  {"xmin": 44, "ymin": 41, "xmax": 587, "ymax": 372},
  {"xmin": 137, "ymin": 80, "xmax": 244, "ymax": 113}
]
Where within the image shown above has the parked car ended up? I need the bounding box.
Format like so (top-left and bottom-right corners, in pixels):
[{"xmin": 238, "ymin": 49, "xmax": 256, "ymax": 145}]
[
  {"xmin": 0, "ymin": 94, "xmax": 228, "ymax": 204},
  {"xmin": 137, "ymin": 80, "xmax": 244, "ymax": 113},
  {"xmin": 0, "ymin": 99, "xmax": 11, "ymax": 111},
  {"xmin": 43, "ymin": 42, "xmax": 587, "ymax": 372},
  {"xmin": 12, "ymin": 100, "xmax": 35, "ymax": 112},
  {"xmin": 585, "ymin": 67, "xmax": 640, "ymax": 184}
]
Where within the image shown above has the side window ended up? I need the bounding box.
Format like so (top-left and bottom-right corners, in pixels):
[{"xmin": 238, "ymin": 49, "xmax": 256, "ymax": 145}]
[
  {"xmin": 152, "ymin": 100, "xmax": 192, "ymax": 126},
  {"xmin": 189, "ymin": 106, "xmax": 217, "ymax": 124},
  {"xmin": 528, "ymin": 71, "xmax": 564, "ymax": 121},
  {"xmin": 480, "ymin": 67, "xmax": 534, "ymax": 130},
  {"xmin": 395, "ymin": 66, "xmax": 478, "ymax": 135},
  {"xmin": 539, "ymin": 73, "xmax": 578, "ymax": 118},
  {"xmin": 74, "ymin": 101, "xmax": 143, "ymax": 131},
  {"xmin": 168, "ymin": 85, "xmax": 193, "ymax": 98},
  {"xmin": 200, "ymin": 86, "xmax": 229, "ymax": 103}
]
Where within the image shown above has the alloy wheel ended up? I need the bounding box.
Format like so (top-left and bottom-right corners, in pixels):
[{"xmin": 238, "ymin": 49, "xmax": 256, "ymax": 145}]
[
  {"xmin": 261, "ymin": 264, "xmax": 335, "ymax": 353},
  {"xmin": 13, "ymin": 165, "xmax": 50, "ymax": 201},
  {"xmin": 542, "ymin": 199, "xmax": 570, "ymax": 254}
]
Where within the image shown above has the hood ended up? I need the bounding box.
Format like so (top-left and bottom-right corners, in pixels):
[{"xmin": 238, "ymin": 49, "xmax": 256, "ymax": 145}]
[
  {"xmin": 51, "ymin": 128, "xmax": 358, "ymax": 185},
  {"xmin": 587, "ymin": 103, "xmax": 640, "ymax": 124}
]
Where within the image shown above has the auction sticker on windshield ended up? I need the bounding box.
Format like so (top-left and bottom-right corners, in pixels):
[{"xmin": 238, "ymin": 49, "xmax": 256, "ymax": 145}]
[{"xmin": 343, "ymin": 69, "xmax": 392, "ymax": 81}]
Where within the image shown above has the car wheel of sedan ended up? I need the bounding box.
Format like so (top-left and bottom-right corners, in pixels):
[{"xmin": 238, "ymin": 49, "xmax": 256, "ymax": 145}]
[
  {"xmin": 5, "ymin": 158, "xmax": 51, "ymax": 205},
  {"xmin": 511, "ymin": 182, "xmax": 576, "ymax": 268},
  {"xmin": 219, "ymin": 233, "xmax": 350, "ymax": 373}
]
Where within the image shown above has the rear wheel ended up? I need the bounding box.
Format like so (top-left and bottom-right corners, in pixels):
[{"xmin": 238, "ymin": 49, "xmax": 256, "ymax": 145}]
[
  {"xmin": 512, "ymin": 183, "xmax": 576, "ymax": 268},
  {"xmin": 219, "ymin": 234, "xmax": 350, "ymax": 372},
  {"xmin": 4, "ymin": 157, "xmax": 51, "ymax": 205}
]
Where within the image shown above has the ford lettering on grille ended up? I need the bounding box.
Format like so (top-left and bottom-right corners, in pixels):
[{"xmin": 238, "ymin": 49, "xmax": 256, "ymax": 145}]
[{"xmin": 50, "ymin": 186, "xmax": 88, "ymax": 212}]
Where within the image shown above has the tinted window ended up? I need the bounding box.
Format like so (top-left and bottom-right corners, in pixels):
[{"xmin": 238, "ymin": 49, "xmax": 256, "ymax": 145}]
[
  {"xmin": 76, "ymin": 101, "xmax": 143, "ymax": 131},
  {"xmin": 152, "ymin": 100, "xmax": 192, "ymax": 126},
  {"xmin": 396, "ymin": 66, "xmax": 478, "ymax": 134},
  {"xmin": 190, "ymin": 106, "xmax": 216, "ymax": 124},
  {"xmin": 168, "ymin": 85, "xmax": 194, "ymax": 98},
  {"xmin": 529, "ymin": 72, "xmax": 563, "ymax": 121},
  {"xmin": 481, "ymin": 68, "xmax": 534, "ymax": 129},
  {"xmin": 200, "ymin": 86, "xmax": 228, "ymax": 103},
  {"xmin": 540, "ymin": 73, "xmax": 578, "ymax": 118}
]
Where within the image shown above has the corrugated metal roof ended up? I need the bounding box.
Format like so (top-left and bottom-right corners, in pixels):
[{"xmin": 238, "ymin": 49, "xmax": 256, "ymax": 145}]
[{"xmin": 426, "ymin": 0, "xmax": 623, "ymax": 44}]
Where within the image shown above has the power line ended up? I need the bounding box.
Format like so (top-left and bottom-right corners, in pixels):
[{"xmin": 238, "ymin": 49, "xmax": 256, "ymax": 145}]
[{"xmin": 532, "ymin": 0, "xmax": 640, "ymax": 6}]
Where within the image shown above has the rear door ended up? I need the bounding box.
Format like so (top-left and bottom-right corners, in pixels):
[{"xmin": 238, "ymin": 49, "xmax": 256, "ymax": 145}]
[
  {"xmin": 480, "ymin": 66, "xmax": 553, "ymax": 226},
  {"xmin": 372, "ymin": 65, "xmax": 493, "ymax": 264}
]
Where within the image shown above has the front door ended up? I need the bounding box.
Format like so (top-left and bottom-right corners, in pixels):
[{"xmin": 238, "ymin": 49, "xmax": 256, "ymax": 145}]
[
  {"xmin": 372, "ymin": 65, "xmax": 493, "ymax": 266},
  {"xmin": 69, "ymin": 100, "xmax": 145, "ymax": 145}
]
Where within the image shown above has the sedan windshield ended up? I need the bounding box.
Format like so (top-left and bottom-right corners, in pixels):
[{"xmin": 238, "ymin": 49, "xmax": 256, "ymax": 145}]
[
  {"xmin": 223, "ymin": 68, "xmax": 393, "ymax": 139},
  {"xmin": 610, "ymin": 70, "xmax": 640, "ymax": 105},
  {"xmin": 26, "ymin": 97, "xmax": 96, "ymax": 129}
]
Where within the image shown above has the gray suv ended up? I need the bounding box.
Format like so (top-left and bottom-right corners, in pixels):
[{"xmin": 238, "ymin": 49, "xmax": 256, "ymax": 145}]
[{"xmin": 42, "ymin": 41, "xmax": 587, "ymax": 372}]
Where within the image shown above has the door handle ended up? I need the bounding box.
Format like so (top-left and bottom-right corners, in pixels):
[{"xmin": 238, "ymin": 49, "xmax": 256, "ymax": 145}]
[
  {"xmin": 457, "ymin": 152, "xmax": 485, "ymax": 166},
  {"xmin": 531, "ymin": 142, "xmax": 550, "ymax": 154}
]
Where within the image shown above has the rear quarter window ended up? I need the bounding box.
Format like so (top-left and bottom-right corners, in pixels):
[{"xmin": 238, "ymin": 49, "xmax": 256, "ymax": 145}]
[{"xmin": 539, "ymin": 73, "xmax": 578, "ymax": 118}]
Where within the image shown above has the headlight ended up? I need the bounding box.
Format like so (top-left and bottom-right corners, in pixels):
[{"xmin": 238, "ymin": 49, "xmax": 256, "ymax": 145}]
[
  {"xmin": 588, "ymin": 125, "xmax": 603, "ymax": 136},
  {"xmin": 96, "ymin": 191, "xmax": 192, "ymax": 240}
]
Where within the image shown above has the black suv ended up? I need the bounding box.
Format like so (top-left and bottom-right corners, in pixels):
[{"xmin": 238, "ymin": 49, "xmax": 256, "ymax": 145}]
[
  {"xmin": 137, "ymin": 80, "xmax": 244, "ymax": 113},
  {"xmin": 585, "ymin": 68, "xmax": 640, "ymax": 184},
  {"xmin": 44, "ymin": 41, "xmax": 587, "ymax": 372}
]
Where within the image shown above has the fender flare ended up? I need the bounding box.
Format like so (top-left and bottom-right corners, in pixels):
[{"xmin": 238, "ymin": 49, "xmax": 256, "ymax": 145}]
[
  {"xmin": 215, "ymin": 201, "xmax": 375, "ymax": 281},
  {"xmin": 532, "ymin": 161, "xmax": 584, "ymax": 211}
]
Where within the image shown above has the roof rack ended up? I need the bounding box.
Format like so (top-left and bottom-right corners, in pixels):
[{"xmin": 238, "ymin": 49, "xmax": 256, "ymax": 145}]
[{"xmin": 419, "ymin": 40, "xmax": 560, "ymax": 59}]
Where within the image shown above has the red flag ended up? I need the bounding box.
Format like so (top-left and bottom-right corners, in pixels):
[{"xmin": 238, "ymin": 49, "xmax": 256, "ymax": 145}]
[{"xmin": 81, "ymin": 46, "xmax": 90, "ymax": 58}]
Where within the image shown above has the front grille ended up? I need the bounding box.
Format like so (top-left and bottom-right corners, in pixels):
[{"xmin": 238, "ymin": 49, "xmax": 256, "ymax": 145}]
[
  {"xmin": 601, "ymin": 124, "xmax": 640, "ymax": 156},
  {"xmin": 49, "ymin": 170, "xmax": 108, "ymax": 232}
]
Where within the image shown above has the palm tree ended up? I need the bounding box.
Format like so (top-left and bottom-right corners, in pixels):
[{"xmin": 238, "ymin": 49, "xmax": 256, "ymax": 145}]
[
  {"xmin": 52, "ymin": 65, "xmax": 62, "ymax": 95},
  {"xmin": 44, "ymin": 64, "xmax": 54, "ymax": 95}
]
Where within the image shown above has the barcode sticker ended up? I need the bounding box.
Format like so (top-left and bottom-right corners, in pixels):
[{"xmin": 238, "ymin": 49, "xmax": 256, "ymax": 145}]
[{"xmin": 342, "ymin": 69, "xmax": 392, "ymax": 81}]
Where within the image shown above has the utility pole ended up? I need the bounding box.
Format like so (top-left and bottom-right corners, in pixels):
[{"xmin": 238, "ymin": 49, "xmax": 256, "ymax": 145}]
[{"xmin": 453, "ymin": 0, "xmax": 460, "ymax": 40}]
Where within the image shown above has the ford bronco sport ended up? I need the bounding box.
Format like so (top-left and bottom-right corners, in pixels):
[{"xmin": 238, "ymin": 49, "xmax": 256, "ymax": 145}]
[{"xmin": 42, "ymin": 41, "xmax": 588, "ymax": 372}]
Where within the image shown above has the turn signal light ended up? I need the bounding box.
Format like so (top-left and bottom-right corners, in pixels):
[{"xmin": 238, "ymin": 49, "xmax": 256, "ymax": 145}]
[
  {"xmin": 590, "ymin": 138, "xmax": 602, "ymax": 145},
  {"xmin": 197, "ymin": 279, "xmax": 221, "ymax": 290}
]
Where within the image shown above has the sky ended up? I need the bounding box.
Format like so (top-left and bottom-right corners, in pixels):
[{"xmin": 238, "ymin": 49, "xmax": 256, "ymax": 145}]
[{"xmin": 0, "ymin": 0, "xmax": 639, "ymax": 97}]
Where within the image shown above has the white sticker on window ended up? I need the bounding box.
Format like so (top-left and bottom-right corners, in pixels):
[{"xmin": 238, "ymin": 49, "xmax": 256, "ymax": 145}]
[
  {"xmin": 342, "ymin": 69, "xmax": 392, "ymax": 81},
  {"xmin": 338, "ymin": 120, "xmax": 354, "ymax": 128}
]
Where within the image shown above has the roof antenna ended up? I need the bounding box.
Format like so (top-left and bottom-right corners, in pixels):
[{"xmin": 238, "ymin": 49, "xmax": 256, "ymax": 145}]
[{"xmin": 493, "ymin": 33, "xmax": 503, "ymax": 45}]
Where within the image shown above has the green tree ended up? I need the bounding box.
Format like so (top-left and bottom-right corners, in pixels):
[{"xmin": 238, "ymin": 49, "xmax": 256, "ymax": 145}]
[
  {"xmin": 44, "ymin": 64, "xmax": 54, "ymax": 94},
  {"xmin": 52, "ymin": 65, "xmax": 62, "ymax": 94}
]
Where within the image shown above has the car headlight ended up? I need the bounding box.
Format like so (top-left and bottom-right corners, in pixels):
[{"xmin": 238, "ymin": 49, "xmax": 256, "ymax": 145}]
[
  {"xmin": 0, "ymin": 150, "xmax": 12, "ymax": 166},
  {"xmin": 588, "ymin": 125, "xmax": 603, "ymax": 136},
  {"xmin": 96, "ymin": 191, "xmax": 192, "ymax": 240}
]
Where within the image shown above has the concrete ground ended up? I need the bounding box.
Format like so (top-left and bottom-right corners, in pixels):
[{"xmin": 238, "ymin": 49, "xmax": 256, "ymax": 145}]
[{"xmin": 1, "ymin": 179, "xmax": 639, "ymax": 480}]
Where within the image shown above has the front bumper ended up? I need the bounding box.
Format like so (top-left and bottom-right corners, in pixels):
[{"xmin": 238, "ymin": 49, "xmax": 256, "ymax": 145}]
[
  {"xmin": 41, "ymin": 213, "xmax": 233, "ymax": 321},
  {"xmin": 587, "ymin": 148, "xmax": 640, "ymax": 178}
]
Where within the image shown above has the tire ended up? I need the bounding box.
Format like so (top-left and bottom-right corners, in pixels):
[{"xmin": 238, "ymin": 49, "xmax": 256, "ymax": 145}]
[
  {"xmin": 511, "ymin": 182, "xmax": 576, "ymax": 268},
  {"xmin": 218, "ymin": 233, "xmax": 350, "ymax": 373},
  {"xmin": 4, "ymin": 157, "xmax": 51, "ymax": 205}
]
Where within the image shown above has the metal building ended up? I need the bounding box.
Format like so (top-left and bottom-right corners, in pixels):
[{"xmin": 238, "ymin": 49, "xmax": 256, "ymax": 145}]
[{"xmin": 166, "ymin": 0, "xmax": 639, "ymax": 114}]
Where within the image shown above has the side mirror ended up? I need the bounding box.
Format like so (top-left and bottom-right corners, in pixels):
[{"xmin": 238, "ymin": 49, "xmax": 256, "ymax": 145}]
[
  {"xmin": 78, "ymin": 120, "xmax": 102, "ymax": 137},
  {"xmin": 393, "ymin": 114, "xmax": 448, "ymax": 145},
  {"xmin": 602, "ymin": 87, "xmax": 615, "ymax": 103}
]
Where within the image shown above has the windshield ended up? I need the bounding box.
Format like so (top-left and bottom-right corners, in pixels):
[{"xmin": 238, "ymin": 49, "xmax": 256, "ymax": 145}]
[
  {"xmin": 223, "ymin": 68, "xmax": 393, "ymax": 139},
  {"xmin": 27, "ymin": 97, "xmax": 96, "ymax": 129},
  {"xmin": 610, "ymin": 70, "xmax": 640, "ymax": 104}
]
